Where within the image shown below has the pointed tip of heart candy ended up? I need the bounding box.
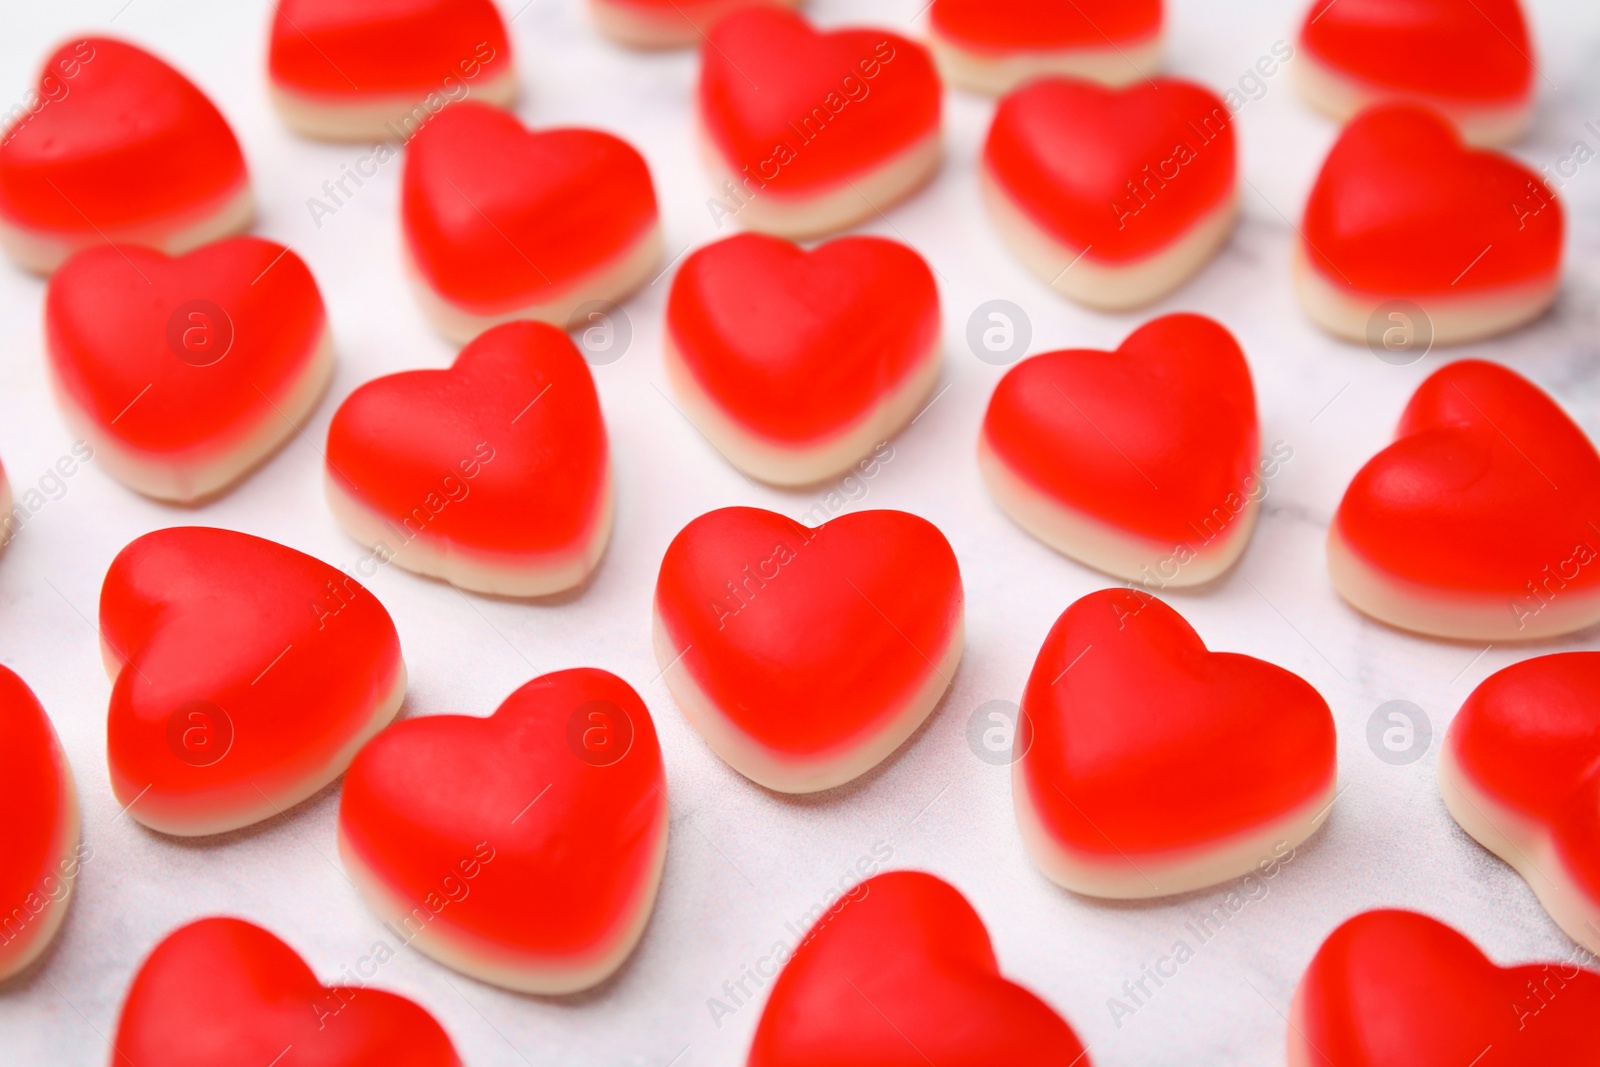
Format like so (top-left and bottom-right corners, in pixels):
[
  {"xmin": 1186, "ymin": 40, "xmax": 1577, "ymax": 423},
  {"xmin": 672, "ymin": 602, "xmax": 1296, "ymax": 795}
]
[
  {"xmin": 337, "ymin": 817, "xmax": 668, "ymax": 995},
  {"xmin": 270, "ymin": 68, "xmax": 519, "ymax": 144},
  {"xmin": 662, "ymin": 329, "xmax": 940, "ymax": 488},
  {"xmin": 651, "ymin": 603, "xmax": 963, "ymax": 793},
  {"xmin": 404, "ymin": 222, "xmax": 664, "ymax": 348}
]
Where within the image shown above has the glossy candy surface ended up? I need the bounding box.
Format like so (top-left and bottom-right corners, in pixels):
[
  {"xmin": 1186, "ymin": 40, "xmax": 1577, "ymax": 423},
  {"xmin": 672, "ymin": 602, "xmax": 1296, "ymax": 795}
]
[
  {"xmin": 101, "ymin": 527, "xmax": 405, "ymax": 836},
  {"xmin": 1443, "ymin": 652, "xmax": 1600, "ymax": 951},
  {"xmin": 1293, "ymin": 910, "xmax": 1600, "ymax": 1065},
  {"xmin": 46, "ymin": 238, "xmax": 329, "ymax": 502},
  {"xmin": 402, "ymin": 102, "xmax": 658, "ymax": 316},
  {"xmin": 1017, "ymin": 590, "xmax": 1336, "ymax": 890},
  {"xmin": 1334, "ymin": 361, "xmax": 1600, "ymax": 597},
  {"xmin": 984, "ymin": 77, "xmax": 1235, "ymax": 263},
  {"xmin": 666, "ymin": 233, "xmax": 939, "ymax": 445},
  {"xmin": 325, "ymin": 321, "xmax": 609, "ymax": 595},
  {"xmin": 698, "ymin": 9, "xmax": 940, "ymax": 198},
  {"xmin": 0, "ymin": 38, "xmax": 248, "ymax": 267},
  {"xmin": 340, "ymin": 668, "xmax": 667, "ymax": 992},
  {"xmin": 981, "ymin": 313, "xmax": 1258, "ymax": 550},
  {"xmin": 654, "ymin": 507, "xmax": 962, "ymax": 790},
  {"xmin": 114, "ymin": 917, "xmax": 460, "ymax": 1066},
  {"xmin": 749, "ymin": 871, "xmax": 1090, "ymax": 1067},
  {"xmin": 1301, "ymin": 105, "xmax": 1560, "ymax": 295}
]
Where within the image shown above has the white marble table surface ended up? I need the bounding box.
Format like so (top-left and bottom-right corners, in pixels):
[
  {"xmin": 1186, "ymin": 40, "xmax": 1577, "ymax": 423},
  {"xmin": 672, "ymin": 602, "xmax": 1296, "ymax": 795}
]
[{"xmin": 2, "ymin": 1, "xmax": 1599, "ymax": 1063}]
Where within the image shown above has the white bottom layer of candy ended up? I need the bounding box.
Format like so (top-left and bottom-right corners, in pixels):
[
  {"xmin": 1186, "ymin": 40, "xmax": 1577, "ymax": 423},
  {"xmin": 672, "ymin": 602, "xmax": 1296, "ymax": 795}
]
[
  {"xmin": 701, "ymin": 129, "xmax": 942, "ymax": 241},
  {"xmin": 103, "ymin": 656, "xmax": 408, "ymax": 838},
  {"xmin": 325, "ymin": 465, "xmax": 614, "ymax": 598},
  {"xmin": 652, "ymin": 606, "xmax": 963, "ymax": 794},
  {"xmin": 661, "ymin": 329, "xmax": 940, "ymax": 487},
  {"xmin": 49, "ymin": 327, "xmax": 334, "ymax": 505},
  {"xmin": 981, "ymin": 164, "xmax": 1237, "ymax": 312},
  {"xmin": 928, "ymin": 27, "xmax": 1162, "ymax": 96},
  {"xmin": 588, "ymin": 0, "xmax": 801, "ymax": 49},
  {"xmin": 979, "ymin": 432, "xmax": 1257, "ymax": 588},
  {"xmin": 1291, "ymin": 44, "xmax": 1533, "ymax": 148},
  {"xmin": 337, "ymin": 806, "xmax": 668, "ymax": 995},
  {"xmin": 1013, "ymin": 764, "xmax": 1335, "ymax": 899},
  {"xmin": 1438, "ymin": 740, "xmax": 1600, "ymax": 956},
  {"xmin": 0, "ymin": 183, "xmax": 255, "ymax": 277},
  {"xmin": 270, "ymin": 69, "xmax": 518, "ymax": 143},
  {"xmin": 1326, "ymin": 525, "xmax": 1600, "ymax": 642},
  {"xmin": 406, "ymin": 223, "xmax": 663, "ymax": 346},
  {"xmin": 0, "ymin": 480, "xmax": 13, "ymax": 549},
  {"xmin": 1293, "ymin": 244, "xmax": 1559, "ymax": 347}
]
